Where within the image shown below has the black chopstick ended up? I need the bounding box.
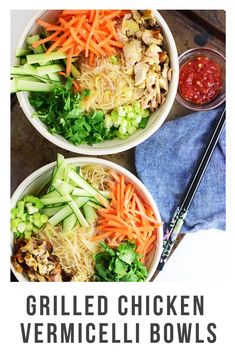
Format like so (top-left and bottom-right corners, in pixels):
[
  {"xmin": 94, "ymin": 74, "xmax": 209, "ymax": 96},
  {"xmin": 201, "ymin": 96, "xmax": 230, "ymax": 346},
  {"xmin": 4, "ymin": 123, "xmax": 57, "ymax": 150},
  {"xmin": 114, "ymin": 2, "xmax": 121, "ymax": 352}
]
[{"xmin": 157, "ymin": 106, "xmax": 226, "ymax": 271}]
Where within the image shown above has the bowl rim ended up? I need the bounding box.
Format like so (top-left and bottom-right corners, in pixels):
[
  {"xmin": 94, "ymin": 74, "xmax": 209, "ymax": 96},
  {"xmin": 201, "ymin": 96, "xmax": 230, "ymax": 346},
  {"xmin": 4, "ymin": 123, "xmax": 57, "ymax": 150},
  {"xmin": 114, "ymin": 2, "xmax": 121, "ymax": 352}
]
[
  {"xmin": 15, "ymin": 9, "xmax": 179, "ymax": 155},
  {"xmin": 178, "ymin": 46, "xmax": 226, "ymax": 62},
  {"xmin": 11, "ymin": 157, "xmax": 163, "ymax": 282},
  {"xmin": 176, "ymin": 47, "xmax": 226, "ymax": 111}
]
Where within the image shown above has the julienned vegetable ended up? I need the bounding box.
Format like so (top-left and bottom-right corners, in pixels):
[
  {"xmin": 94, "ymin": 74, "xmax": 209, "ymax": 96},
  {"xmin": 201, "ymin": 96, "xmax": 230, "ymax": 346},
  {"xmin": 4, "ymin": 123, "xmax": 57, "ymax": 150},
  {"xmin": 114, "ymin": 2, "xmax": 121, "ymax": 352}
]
[
  {"xmin": 27, "ymin": 51, "xmax": 67, "ymax": 64},
  {"xmin": 92, "ymin": 169, "xmax": 160, "ymax": 262},
  {"xmin": 33, "ymin": 10, "xmax": 129, "ymax": 72},
  {"xmin": 11, "ymin": 153, "xmax": 160, "ymax": 282},
  {"xmin": 12, "ymin": 79, "xmax": 55, "ymax": 93},
  {"xmin": 94, "ymin": 241, "xmax": 148, "ymax": 282}
]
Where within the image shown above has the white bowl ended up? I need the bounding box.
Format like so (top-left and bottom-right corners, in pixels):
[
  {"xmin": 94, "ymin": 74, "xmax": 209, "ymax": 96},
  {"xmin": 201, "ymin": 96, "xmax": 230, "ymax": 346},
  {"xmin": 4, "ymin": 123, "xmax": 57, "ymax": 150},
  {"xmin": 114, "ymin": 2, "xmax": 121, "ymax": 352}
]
[
  {"xmin": 11, "ymin": 157, "xmax": 163, "ymax": 282},
  {"xmin": 15, "ymin": 10, "xmax": 179, "ymax": 155}
]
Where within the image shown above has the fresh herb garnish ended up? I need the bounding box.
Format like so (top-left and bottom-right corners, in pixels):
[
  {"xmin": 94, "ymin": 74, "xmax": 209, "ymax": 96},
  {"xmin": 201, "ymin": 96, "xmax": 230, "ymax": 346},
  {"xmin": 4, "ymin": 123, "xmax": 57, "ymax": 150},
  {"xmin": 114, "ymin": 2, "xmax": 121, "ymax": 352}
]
[
  {"xmin": 29, "ymin": 78, "xmax": 116, "ymax": 146},
  {"xmin": 94, "ymin": 241, "xmax": 148, "ymax": 282}
]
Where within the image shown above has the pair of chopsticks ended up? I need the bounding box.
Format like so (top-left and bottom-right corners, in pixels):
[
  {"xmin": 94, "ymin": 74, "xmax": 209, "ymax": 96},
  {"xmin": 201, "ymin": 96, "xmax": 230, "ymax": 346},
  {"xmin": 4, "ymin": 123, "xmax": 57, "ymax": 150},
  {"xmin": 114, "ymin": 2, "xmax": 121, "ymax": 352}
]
[{"xmin": 157, "ymin": 106, "xmax": 226, "ymax": 272}]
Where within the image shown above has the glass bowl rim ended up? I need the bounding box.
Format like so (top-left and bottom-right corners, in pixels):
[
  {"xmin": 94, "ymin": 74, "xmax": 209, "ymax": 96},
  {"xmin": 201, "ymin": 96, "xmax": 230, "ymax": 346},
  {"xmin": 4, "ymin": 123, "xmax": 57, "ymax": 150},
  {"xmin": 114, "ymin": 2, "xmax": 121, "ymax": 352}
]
[{"xmin": 176, "ymin": 47, "xmax": 226, "ymax": 111}]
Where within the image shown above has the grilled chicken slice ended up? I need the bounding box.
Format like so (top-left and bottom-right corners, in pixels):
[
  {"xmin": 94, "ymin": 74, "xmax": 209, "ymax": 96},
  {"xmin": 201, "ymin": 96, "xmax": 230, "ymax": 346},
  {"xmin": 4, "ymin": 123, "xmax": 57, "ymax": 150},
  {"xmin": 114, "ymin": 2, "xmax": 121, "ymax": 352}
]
[
  {"xmin": 122, "ymin": 17, "xmax": 140, "ymax": 37},
  {"xmin": 134, "ymin": 62, "xmax": 149, "ymax": 86},
  {"xmin": 11, "ymin": 237, "xmax": 63, "ymax": 282},
  {"xmin": 142, "ymin": 29, "xmax": 163, "ymax": 46},
  {"xmin": 123, "ymin": 39, "xmax": 142, "ymax": 66}
]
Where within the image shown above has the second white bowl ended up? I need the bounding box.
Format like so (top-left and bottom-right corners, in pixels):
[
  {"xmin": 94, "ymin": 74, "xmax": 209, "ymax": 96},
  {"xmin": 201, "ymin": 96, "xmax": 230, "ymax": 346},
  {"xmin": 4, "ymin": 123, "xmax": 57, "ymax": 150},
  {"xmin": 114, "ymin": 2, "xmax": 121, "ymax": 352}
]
[{"xmin": 11, "ymin": 157, "xmax": 163, "ymax": 282}]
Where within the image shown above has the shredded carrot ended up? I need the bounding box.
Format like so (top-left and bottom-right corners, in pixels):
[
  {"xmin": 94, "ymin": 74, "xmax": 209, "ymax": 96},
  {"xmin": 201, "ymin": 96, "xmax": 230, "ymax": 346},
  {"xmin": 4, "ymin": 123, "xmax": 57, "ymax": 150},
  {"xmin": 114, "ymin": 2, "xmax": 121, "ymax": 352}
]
[
  {"xmin": 65, "ymin": 16, "xmax": 78, "ymax": 28},
  {"xmin": 76, "ymin": 15, "xmax": 86, "ymax": 31},
  {"xmin": 94, "ymin": 169, "xmax": 160, "ymax": 263},
  {"xmin": 142, "ymin": 235, "xmax": 157, "ymax": 256},
  {"xmin": 32, "ymin": 30, "xmax": 60, "ymax": 48},
  {"xmin": 57, "ymin": 43, "xmax": 75, "ymax": 53},
  {"xmin": 88, "ymin": 51, "xmax": 93, "ymax": 65},
  {"xmin": 109, "ymin": 169, "xmax": 120, "ymax": 182},
  {"xmin": 102, "ymin": 43, "xmax": 116, "ymax": 55},
  {"xmin": 72, "ymin": 80, "xmax": 81, "ymax": 92},
  {"xmin": 91, "ymin": 232, "xmax": 112, "ymax": 242},
  {"xmin": 59, "ymin": 17, "xmax": 69, "ymax": 27},
  {"xmin": 108, "ymin": 39, "xmax": 124, "ymax": 48},
  {"xmin": 33, "ymin": 10, "xmax": 131, "ymax": 75},
  {"xmin": 36, "ymin": 18, "xmax": 55, "ymax": 28},
  {"xmin": 106, "ymin": 21, "xmax": 120, "ymax": 41},
  {"xmin": 85, "ymin": 10, "xmax": 99, "ymax": 58},
  {"xmin": 131, "ymin": 197, "xmax": 136, "ymax": 214},
  {"xmin": 123, "ymin": 184, "xmax": 134, "ymax": 208},
  {"xmin": 73, "ymin": 47, "xmax": 82, "ymax": 56},
  {"xmin": 120, "ymin": 175, "xmax": 125, "ymax": 211},
  {"xmin": 70, "ymin": 27, "xmax": 85, "ymax": 47},
  {"xmin": 89, "ymin": 10, "xmax": 95, "ymax": 23},
  {"xmin": 45, "ymin": 25, "xmax": 65, "ymax": 31},
  {"xmin": 66, "ymin": 47, "xmax": 74, "ymax": 75},
  {"xmin": 78, "ymin": 29, "xmax": 106, "ymax": 56},
  {"xmin": 96, "ymin": 226, "xmax": 130, "ymax": 233},
  {"xmin": 107, "ymin": 221, "xmax": 129, "ymax": 230},
  {"xmin": 98, "ymin": 207, "xmax": 116, "ymax": 215},
  {"xmin": 46, "ymin": 32, "xmax": 70, "ymax": 54},
  {"xmin": 133, "ymin": 210, "xmax": 161, "ymax": 225},
  {"xmin": 116, "ymin": 183, "xmax": 121, "ymax": 216},
  {"xmin": 62, "ymin": 10, "xmax": 89, "ymax": 15},
  {"xmin": 97, "ymin": 34, "xmax": 113, "ymax": 48},
  {"xmin": 96, "ymin": 194, "xmax": 110, "ymax": 209},
  {"xmin": 146, "ymin": 243, "xmax": 154, "ymax": 254},
  {"xmin": 59, "ymin": 14, "xmax": 71, "ymax": 21},
  {"xmin": 58, "ymin": 71, "xmax": 67, "ymax": 76},
  {"xmin": 99, "ymin": 10, "xmax": 122, "ymax": 24}
]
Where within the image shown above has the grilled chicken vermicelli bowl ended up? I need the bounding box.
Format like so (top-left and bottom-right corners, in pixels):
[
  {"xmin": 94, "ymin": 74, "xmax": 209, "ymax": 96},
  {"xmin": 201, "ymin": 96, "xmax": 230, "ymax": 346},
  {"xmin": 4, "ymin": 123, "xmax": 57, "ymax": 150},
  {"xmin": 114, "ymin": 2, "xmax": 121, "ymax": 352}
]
[
  {"xmin": 13, "ymin": 9, "xmax": 178, "ymax": 155},
  {"xmin": 10, "ymin": 155, "xmax": 163, "ymax": 282}
]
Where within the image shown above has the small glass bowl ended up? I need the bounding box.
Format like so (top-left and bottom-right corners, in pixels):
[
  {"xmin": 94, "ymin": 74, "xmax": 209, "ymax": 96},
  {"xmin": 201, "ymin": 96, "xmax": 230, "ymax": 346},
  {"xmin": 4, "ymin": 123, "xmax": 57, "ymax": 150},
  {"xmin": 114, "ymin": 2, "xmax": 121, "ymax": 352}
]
[{"xmin": 176, "ymin": 47, "xmax": 226, "ymax": 111}]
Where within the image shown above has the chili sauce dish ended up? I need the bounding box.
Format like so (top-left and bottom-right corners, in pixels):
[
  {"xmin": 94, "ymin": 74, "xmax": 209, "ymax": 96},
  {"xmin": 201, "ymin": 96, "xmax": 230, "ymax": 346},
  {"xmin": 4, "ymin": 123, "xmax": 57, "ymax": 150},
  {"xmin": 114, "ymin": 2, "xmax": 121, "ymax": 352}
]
[{"xmin": 176, "ymin": 47, "xmax": 225, "ymax": 111}]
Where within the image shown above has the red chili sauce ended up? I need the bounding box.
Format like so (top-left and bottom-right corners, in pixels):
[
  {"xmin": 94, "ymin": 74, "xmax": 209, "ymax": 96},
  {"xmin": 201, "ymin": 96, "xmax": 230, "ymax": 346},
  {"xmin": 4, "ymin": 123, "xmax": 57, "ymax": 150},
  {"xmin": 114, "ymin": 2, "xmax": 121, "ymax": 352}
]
[{"xmin": 179, "ymin": 55, "xmax": 223, "ymax": 104}]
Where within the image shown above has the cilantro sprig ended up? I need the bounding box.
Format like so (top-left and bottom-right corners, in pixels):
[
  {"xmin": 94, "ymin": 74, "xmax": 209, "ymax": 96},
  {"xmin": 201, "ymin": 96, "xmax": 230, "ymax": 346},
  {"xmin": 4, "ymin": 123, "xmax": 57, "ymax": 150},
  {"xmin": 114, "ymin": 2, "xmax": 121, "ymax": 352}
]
[
  {"xmin": 29, "ymin": 78, "xmax": 116, "ymax": 146},
  {"xmin": 94, "ymin": 241, "xmax": 148, "ymax": 282}
]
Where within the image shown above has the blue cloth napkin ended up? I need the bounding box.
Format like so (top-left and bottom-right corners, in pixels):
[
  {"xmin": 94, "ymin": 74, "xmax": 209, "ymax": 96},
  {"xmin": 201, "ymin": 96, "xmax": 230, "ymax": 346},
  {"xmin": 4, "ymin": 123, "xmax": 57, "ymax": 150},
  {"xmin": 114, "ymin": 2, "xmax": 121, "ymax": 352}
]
[{"xmin": 135, "ymin": 107, "xmax": 226, "ymax": 233}]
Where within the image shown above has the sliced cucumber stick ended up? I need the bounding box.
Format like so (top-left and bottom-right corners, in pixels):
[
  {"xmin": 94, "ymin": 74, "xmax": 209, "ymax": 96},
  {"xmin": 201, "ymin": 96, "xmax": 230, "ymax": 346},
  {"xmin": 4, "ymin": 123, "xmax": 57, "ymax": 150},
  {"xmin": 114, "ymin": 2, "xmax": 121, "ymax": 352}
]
[
  {"xmin": 48, "ymin": 195, "xmax": 89, "ymax": 227},
  {"xmin": 68, "ymin": 170, "xmax": 107, "ymax": 205},
  {"xmin": 41, "ymin": 195, "xmax": 72, "ymax": 206},
  {"xmin": 16, "ymin": 48, "xmax": 31, "ymax": 57},
  {"xmin": 12, "ymin": 79, "xmax": 54, "ymax": 92},
  {"xmin": 83, "ymin": 204, "xmax": 98, "ymax": 225},
  {"xmin": 48, "ymin": 205, "xmax": 72, "ymax": 227},
  {"xmin": 27, "ymin": 51, "xmax": 67, "ymax": 64},
  {"xmin": 63, "ymin": 214, "xmax": 77, "ymax": 232},
  {"xmin": 36, "ymin": 64, "xmax": 63, "ymax": 76},
  {"xmin": 41, "ymin": 205, "xmax": 64, "ymax": 217},
  {"xmin": 11, "ymin": 64, "xmax": 37, "ymax": 76}
]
